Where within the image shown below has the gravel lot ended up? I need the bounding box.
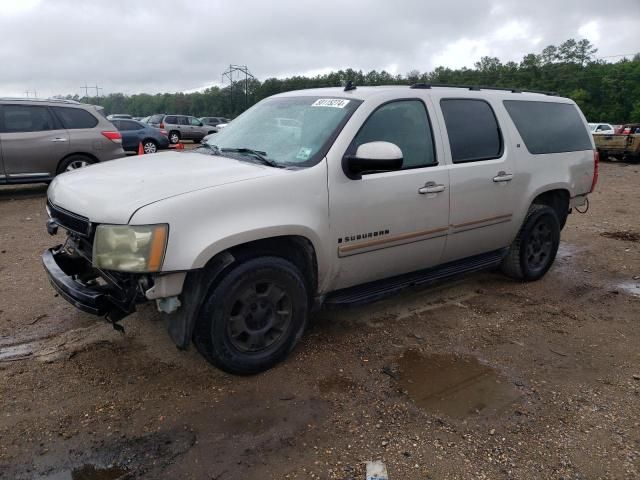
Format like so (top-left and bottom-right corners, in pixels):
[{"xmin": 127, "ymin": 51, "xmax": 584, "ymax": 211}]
[{"xmin": 0, "ymin": 161, "xmax": 639, "ymax": 479}]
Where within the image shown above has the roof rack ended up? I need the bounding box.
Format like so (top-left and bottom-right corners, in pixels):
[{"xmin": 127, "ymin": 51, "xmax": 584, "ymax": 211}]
[
  {"xmin": 409, "ymin": 83, "xmax": 558, "ymax": 96},
  {"xmin": 0, "ymin": 97, "xmax": 82, "ymax": 104}
]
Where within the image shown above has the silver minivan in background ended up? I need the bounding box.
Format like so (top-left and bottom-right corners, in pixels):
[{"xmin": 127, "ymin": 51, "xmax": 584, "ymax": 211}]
[{"xmin": 0, "ymin": 98, "xmax": 125, "ymax": 184}]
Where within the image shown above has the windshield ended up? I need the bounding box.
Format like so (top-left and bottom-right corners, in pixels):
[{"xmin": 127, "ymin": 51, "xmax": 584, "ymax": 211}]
[{"xmin": 205, "ymin": 96, "xmax": 361, "ymax": 167}]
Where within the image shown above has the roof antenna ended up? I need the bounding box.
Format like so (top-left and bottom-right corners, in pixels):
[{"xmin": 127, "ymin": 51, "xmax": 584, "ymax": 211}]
[{"xmin": 344, "ymin": 80, "xmax": 356, "ymax": 92}]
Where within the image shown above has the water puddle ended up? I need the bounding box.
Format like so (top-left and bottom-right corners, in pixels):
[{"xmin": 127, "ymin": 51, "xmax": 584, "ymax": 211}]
[
  {"xmin": 617, "ymin": 281, "xmax": 640, "ymax": 297},
  {"xmin": 397, "ymin": 350, "xmax": 521, "ymax": 419},
  {"xmin": 0, "ymin": 341, "xmax": 39, "ymax": 361},
  {"xmin": 40, "ymin": 465, "xmax": 129, "ymax": 480}
]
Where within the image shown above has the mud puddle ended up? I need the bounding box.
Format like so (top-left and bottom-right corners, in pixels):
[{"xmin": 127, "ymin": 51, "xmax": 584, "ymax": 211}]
[
  {"xmin": 617, "ymin": 280, "xmax": 640, "ymax": 297},
  {"xmin": 397, "ymin": 350, "xmax": 521, "ymax": 419},
  {"xmin": 39, "ymin": 465, "xmax": 128, "ymax": 480}
]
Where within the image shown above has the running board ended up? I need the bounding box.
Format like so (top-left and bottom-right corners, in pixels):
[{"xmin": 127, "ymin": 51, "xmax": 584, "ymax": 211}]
[{"xmin": 324, "ymin": 249, "xmax": 507, "ymax": 307}]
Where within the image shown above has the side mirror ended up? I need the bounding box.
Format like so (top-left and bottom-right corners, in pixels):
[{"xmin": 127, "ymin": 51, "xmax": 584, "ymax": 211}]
[{"xmin": 343, "ymin": 141, "xmax": 403, "ymax": 180}]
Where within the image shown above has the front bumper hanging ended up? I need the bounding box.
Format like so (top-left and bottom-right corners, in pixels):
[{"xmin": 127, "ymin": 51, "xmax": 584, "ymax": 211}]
[{"xmin": 42, "ymin": 246, "xmax": 138, "ymax": 323}]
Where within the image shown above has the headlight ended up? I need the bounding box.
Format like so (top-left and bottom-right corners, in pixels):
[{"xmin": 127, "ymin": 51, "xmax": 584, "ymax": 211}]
[{"xmin": 93, "ymin": 224, "xmax": 168, "ymax": 272}]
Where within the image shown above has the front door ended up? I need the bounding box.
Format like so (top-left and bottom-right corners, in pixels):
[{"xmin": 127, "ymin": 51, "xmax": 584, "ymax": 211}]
[
  {"xmin": 0, "ymin": 104, "xmax": 69, "ymax": 180},
  {"xmin": 328, "ymin": 98, "xmax": 450, "ymax": 290},
  {"xmin": 434, "ymin": 97, "xmax": 517, "ymax": 262}
]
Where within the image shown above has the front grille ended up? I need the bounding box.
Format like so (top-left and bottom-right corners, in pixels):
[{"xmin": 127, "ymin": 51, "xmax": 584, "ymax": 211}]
[{"xmin": 48, "ymin": 201, "xmax": 92, "ymax": 236}]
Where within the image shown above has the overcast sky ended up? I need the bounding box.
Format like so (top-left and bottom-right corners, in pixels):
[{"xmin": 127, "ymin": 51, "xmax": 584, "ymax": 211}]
[{"xmin": 1, "ymin": 0, "xmax": 638, "ymax": 98}]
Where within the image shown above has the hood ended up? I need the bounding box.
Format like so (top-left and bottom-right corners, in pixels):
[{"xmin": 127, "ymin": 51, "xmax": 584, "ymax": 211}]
[{"xmin": 48, "ymin": 151, "xmax": 279, "ymax": 224}]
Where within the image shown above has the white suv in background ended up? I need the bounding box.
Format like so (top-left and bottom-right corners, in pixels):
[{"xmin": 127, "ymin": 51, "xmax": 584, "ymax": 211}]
[
  {"xmin": 589, "ymin": 122, "xmax": 615, "ymax": 134},
  {"xmin": 43, "ymin": 84, "xmax": 597, "ymax": 374}
]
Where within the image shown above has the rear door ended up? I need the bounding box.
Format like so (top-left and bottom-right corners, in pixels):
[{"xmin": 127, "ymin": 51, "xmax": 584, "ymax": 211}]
[
  {"xmin": 434, "ymin": 97, "xmax": 517, "ymax": 262},
  {"xmin": 114, "ymin": 120, "xmax": 141, "ymax": 151},
  {"xmin": 51, "ymin": 106, "xmax": 102, "ymax": 160},
  {"xmin": 177, "ymin": 116, "xmax": 191, "ymax": 139},
  {"xmin": 0, "ymin": 103, "xmax": 69, "ymax": 180}
]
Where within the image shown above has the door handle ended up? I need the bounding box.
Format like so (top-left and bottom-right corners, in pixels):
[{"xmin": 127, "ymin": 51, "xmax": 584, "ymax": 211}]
[
  {"xmin": 493, "ymin": 171, "xmax": 513, "ymax": 182},
  {"xmin": 418, "ymin": 181, "xmax": 446, "ymax": 195},
  {"xmin": 50, "ymin": 137, "xmax": 68, "ymax": 143}
]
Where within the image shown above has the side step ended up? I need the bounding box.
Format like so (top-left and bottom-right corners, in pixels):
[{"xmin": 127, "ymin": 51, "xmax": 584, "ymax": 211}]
[{"xmin": 324, "ymin": 249, "xmax": 507, "ymax": 307}]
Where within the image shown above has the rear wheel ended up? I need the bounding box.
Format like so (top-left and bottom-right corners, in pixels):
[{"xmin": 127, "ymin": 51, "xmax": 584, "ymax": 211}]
[
  {"xmin": 142, "ymin": 140, "xmax": 158, "ymax": 153},
  {"xmin": 193, "ymin": 256, "xmax": 309, "ymax": 375},
  {"xmin": 501, "ymin": 205, "xmax": 560, "ymax": 281},
  {"xmin": 57, "ymin": 154, "xmax": 94, "ymax": 175},
  {"xmin": 169, "ymin": 131, "xmax": 180, "ymax": 144}
]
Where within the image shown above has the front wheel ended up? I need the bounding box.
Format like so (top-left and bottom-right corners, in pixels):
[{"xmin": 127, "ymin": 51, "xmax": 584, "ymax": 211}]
[
  {"xmin": 501, "ymin": 205, "xmax": 560, "ymax": 281},
  {"xmin": 193, "ymin": 256, "xmax": 309, "ymax": 375}
]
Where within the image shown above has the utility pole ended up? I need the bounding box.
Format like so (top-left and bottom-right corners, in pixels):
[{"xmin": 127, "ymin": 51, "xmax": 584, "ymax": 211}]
[
  {"xmin": 221, "ymin": 65, "xmax": 255, "ymax": 112},
  {"xmin": 94, "ymin": 84, "xmax": 103, "ymax": 98},
  {"xmin": 24, "ymin": 90, "xmax": 30, "ymax": 98},
  {"xmin": 80, "ymin": 83, "xmax": 90, "ymax": 98}
]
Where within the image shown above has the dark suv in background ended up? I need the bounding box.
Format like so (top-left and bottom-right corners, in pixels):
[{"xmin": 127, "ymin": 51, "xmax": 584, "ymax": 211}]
[
  {"xmin": 147, "ymin": 114, "xmax": 217, "ymax": 144},
  {"xmin": 0, "ymin": 98, "xmax": 124, "ymax": 184}
]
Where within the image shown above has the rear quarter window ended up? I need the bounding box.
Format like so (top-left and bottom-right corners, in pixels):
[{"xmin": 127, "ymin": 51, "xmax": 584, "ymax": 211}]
[
  {"xmin": 52, "ymin": 107, "xmax": 99, "ymax": 129},
  {"xmin": 503, "ymin": 100, "xmax": 592, "ymax": 154}
]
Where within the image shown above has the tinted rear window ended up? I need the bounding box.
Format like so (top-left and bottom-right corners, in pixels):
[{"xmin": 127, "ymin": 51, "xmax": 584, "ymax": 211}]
[
  {"xmin": 149, "ymin": 114, "xmax": 164, "ymax": 123},
  {"xmin": 164, "ymin": 116, "xmax": 177, "ymax": 124},
  {"xmin": 440, "ymin": 99, "xmax": 503, "ymax": 163},
  {"xmin": 53, "ymin": 107, "xmax": 98, "ymax": 129},
  {"xmin": 503, "ymin": 101, "xmax": 592, "ymax": 154}
]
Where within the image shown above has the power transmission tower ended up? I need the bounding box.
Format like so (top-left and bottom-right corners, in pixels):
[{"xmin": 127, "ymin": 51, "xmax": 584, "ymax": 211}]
[
  {"xmin": 94, "ymin": 84, "xmax": 103, "ymax": 97},
  {"xmin": 80, "ymin": 83, "xmax": 90, "ymax": 98},
  {"xmin": 24, "ymin": 90, "xmax": 30, "ymax": 98},
  {"xmin": 221, "ymin": 65, "xmax": 255, "ymax": 111}
]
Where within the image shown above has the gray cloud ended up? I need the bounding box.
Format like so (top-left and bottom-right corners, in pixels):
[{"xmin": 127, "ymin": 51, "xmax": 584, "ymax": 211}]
[{"xmin": 0, "ymin": 0, "xmax": 637, "ymax": 98}]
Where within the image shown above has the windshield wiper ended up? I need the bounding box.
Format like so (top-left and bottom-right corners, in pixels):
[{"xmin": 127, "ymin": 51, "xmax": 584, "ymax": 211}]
[
  {"xmin": 220, "ymin": 147, "xmax": 280, "ymax": 168},
  {"xmin": 196, "ymin": 143, "xmax": 220, "ymax": 155}
]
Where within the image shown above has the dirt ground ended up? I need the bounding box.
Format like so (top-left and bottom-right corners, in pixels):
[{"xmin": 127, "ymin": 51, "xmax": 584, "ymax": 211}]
[{"xmin": 0, "ymin": 161, "xmax": 638, "ymax": 479}]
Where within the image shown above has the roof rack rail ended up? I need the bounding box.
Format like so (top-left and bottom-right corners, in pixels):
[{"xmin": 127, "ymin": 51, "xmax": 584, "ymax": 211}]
[
  {"xmin": 409, "ymin": 83, "xmax": 557, "ymax": 96},
  {"xmin": 0, "ymin": 97, "xmax": 82, "ymax": 104}
]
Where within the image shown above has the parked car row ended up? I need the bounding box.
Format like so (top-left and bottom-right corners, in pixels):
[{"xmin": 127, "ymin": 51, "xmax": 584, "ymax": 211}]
[
  {"xmin": 110, "ymin": 119, "xmax": 170, "ymax": 154},
  {"xmin": 106, "ymin": 113, "xmax": 231, "ymax": 144}
]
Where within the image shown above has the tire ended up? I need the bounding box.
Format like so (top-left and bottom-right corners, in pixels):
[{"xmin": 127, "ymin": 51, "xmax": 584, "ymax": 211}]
[
  {"xmin": 501, "ymin": 204, "xmax": 560, "ymax": 281},
  {"xmin": 142, "ymin": 140, "xmax": 158, "ymax": 154},
  {"xmin": 193, "ymin": 256, "xmax": 309, "ymax": 375},
  {"xmin": 169, "ymin": 131, "xmax": 180, "ymax": 144},
  {"xmin": 57, "ymin": 154, "xmax": 94, "ymax": 175}
]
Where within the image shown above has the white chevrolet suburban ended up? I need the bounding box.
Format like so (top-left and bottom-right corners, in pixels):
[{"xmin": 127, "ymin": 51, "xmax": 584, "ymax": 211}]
[{"xmin": 43, "ymin": 84, "xmax": 598, "ymax": 374}]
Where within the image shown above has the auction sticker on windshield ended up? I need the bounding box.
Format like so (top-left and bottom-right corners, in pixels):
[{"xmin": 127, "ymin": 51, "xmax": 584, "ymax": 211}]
[{"xmin": 311, "ymin": 99, "xmax": 350, "ymax": 108}]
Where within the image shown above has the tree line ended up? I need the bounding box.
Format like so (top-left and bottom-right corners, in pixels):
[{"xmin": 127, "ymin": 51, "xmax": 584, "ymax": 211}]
[{"xmin": 69, "ymin": 39, "xmax": 640, "ymax": 123}]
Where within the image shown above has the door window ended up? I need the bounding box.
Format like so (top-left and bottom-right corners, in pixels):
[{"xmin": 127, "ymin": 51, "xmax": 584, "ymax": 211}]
[
  {"xmin": 118, "ymin": 120, "xmax": 143, "ymax": 131},
  {"xmin": 351, "ymin": 100, "xmax": 436, "ymax": 170},
  {"xmin": 440, "ymin": 99, "xmax": 503, "ymax": 163},
  {"xmin": 1, "ymin": 105, "xmax": 56, "ymax": 133},
  {"xmin": 178, "ymin": 117, "xmax": 189, "ymax": 126},
  {"xmin": 190, "ymin": 117, "xmax": 202, "ymax": 126},
  {"xmin": 52, "ymin": 107, "xmax": 98, "ymax": 129}
]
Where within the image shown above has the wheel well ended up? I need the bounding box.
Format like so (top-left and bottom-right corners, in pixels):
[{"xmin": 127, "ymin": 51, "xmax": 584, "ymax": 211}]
[
  {"xmin": 56, "ymin": 152, "xmax": 99, "ymax": 173},
  {"xmin": 532, "ymin": 189, "xmax": 570, "ymax": 228},
  {"xmin": 224, "ymin": 236, "xmax": 319, "ymax": 299},
  {"xmin": 142, "ymin": 138, "xmax": 157, "ymax": 144}
]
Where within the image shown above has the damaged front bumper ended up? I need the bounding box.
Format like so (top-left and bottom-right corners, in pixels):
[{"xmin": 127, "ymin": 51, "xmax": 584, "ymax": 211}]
[{"xmin": 42, "ymin": 245, "xmax": 139, "ymax": 323}]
